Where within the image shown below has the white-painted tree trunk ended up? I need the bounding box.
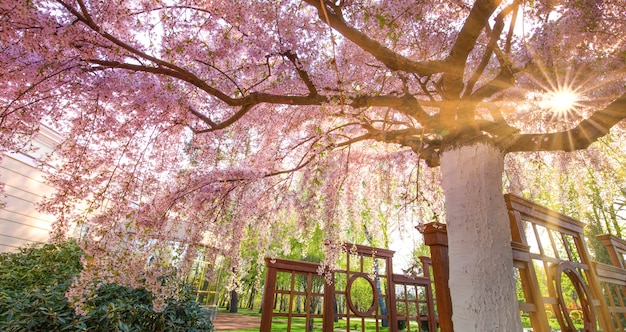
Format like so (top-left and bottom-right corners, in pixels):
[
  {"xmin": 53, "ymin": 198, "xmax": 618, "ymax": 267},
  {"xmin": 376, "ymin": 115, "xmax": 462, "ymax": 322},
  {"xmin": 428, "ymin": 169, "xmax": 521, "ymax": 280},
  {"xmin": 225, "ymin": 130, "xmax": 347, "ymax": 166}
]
[{"xmin": 440, "ymin": 142, "xmax": 522, "ymax": 332}]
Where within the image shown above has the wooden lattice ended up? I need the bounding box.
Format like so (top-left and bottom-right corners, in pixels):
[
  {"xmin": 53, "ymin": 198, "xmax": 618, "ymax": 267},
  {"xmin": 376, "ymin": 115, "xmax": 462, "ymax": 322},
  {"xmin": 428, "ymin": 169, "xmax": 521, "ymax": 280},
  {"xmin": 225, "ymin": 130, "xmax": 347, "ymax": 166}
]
[
  {"xmin": 595, "ymin": 235, "xmax": 626, "ymax": 331},
  {"xmin": 260, "ymin": 243, "xmax": 438, "ymax": 331},
  {"xmin": 506, "ymin": 194, "xmax": 613, "ymax": 332},
  {"xmin": 418, "ymin": 194, "xmax": 626, "ymax": 332}
]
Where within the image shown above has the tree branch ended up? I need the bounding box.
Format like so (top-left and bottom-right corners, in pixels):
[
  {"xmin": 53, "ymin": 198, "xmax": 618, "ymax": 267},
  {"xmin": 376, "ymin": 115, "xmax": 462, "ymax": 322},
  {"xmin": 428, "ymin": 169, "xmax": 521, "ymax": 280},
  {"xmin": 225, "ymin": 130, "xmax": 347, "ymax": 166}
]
[
  {"xmin": 58, "ymin": 0, "xmax": 185, "ymax": 75},
  {"xmin": 504, "ymin": 92, "xmax": 626, "ymax": 152},
  {"xmin": 191, "ymin": 105, "xmax": 254, "ymax": 133},
  {"xmin": 86, "ymin": 60, "xmax": 331, "ymax": 107},
  {"xmin": 351, "ymin": 94, "xmax": 434, "ymax": 128},
  {"xmin": 281, "ymin": 51, "xmax": 318, "ymax": 97},
  {"xmin": 445, "ymin": 0, "xmax": 502, "ymax": 77},
  {"xmin": 302, "ymin": 0, "xmax": 446, "ymax": 75},
  {"xmin": 464, "ymin": 1, "xmax": 517, "ymax": 98},
  {"xmin": 441, "ymin": 0, "xmax": 502, "ymax": 101},
  {"xmin": 195, "ymin": 59, "xmax": 244, "ymax": 96},
  {"xmin": 87, "ymin": 59, "xmax": 238, "ymax": 104}
]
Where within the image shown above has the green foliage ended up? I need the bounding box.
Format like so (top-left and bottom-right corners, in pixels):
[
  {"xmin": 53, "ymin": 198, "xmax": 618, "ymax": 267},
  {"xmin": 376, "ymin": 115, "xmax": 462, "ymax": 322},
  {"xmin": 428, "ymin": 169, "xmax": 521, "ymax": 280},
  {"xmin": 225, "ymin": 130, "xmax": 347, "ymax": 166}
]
[
  {"xmin": 570, "ymin": 309, "xmax": 582, "ymax": 323},
  {"xmin": 0, "ymin": 241, "xmax": 214, "ymax": 331},
  {"xmin": 349, "ymin": 277, "xmax": 375, "ymax": 313},
  {"xmin": 1, "ymin": 281, "xmax": 76, "ymax": 331},
  {"xmin": 520, "ymin": 314, "xmax": 531, "ymax": 328},
  {"xmin": 0, "ymin": 241, "xmax": 83, "ymax": 292},
  {"xmin": 288, "ymin": 224, "xmax": 325, "ymax": 263}
]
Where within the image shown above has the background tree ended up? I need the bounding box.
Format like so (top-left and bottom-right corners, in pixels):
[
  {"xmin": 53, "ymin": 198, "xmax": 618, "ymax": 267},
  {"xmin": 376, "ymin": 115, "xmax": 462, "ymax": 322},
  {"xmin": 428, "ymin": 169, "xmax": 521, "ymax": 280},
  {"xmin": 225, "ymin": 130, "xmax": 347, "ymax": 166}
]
[{"xmin": 1, "ymin": 1, "xmax": 625, "ymax": 330}]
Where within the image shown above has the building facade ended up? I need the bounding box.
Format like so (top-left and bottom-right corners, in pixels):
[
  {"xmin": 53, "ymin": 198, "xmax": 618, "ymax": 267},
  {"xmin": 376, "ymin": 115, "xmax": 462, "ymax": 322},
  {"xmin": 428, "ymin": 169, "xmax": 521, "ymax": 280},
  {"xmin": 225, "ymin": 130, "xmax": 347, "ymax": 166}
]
[{"xmin": 0, "ymin": 125, "xmax": 61, "ymax": 252}]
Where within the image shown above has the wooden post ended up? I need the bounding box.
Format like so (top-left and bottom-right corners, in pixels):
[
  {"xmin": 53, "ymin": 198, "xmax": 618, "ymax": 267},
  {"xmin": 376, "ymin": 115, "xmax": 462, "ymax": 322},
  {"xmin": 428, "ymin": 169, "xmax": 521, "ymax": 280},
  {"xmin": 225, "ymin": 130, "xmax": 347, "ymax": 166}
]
[
  {"xmin": 596, "ymin": 234, "xmax": 626, "ymax": 269},
  {"xmin": 419, "ymin": 256, "xmax": 439, "ymax": 332},
  {"xmin": 323, "ymin": 272, "xmax": 335, "ymax": 331},
  {"xmin": 260, "ymin": 259, "xmax": 277, "ymax": 331},
  {"xmin": 420, "ymin": 222, "xmax": 453, "ymax": 332}
]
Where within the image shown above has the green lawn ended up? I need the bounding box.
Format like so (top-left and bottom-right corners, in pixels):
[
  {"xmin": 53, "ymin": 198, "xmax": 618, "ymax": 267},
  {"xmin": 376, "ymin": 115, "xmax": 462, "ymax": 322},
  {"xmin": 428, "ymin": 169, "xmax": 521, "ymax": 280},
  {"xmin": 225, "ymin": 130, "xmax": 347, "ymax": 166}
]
[
  {"xmin": 224, "ymin": 309, "xmax": 595, "ymax": 332},
  {"xmin": 216, "ymin": 308, "xmax": 405, "ymax": 332}
]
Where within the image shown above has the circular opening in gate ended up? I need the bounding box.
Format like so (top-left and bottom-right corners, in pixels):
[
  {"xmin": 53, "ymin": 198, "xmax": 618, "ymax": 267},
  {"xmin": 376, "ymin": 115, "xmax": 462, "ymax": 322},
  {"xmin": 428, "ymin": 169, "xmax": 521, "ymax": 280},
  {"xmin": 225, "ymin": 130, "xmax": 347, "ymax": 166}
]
[
  {"xmin": 552, "ymin": 263, "xmax": 597, "ymax": 332},
  {"xmin": 562, "ymin": 273, "xmax": 583, "ymax": 321},
  {"xmin": 346, "ymin": 274, "xmax": 377, "ymax": 317}
]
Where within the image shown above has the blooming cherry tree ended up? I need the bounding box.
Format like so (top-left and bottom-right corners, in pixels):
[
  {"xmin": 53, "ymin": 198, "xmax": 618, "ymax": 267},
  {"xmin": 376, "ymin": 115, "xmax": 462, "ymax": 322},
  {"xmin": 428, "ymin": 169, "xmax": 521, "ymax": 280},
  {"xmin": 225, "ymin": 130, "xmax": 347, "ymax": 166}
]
[{"xmin": 1, "ymin": 0, "xmax": 625, "ymax": 330}]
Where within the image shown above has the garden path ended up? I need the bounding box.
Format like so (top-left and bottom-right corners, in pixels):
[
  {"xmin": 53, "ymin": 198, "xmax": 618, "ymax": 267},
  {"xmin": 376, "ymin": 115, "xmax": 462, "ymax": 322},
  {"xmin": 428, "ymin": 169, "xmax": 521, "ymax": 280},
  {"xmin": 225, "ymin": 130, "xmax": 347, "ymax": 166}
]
[{"xmin": 212, "ymin": 312, "xmax": 261, "ymax": 331}]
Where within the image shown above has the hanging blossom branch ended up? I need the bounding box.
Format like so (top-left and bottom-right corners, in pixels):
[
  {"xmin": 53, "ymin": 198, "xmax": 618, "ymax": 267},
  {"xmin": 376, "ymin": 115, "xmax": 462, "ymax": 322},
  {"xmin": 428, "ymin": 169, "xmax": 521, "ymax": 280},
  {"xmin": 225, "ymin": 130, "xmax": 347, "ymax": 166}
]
[
  {"xmin": 55, "ymin": 0, "xmax": 626, "ymax": 166},
  {"xmin": 55, "ymin": 0, "xmax": 459, "ymax": 168}
]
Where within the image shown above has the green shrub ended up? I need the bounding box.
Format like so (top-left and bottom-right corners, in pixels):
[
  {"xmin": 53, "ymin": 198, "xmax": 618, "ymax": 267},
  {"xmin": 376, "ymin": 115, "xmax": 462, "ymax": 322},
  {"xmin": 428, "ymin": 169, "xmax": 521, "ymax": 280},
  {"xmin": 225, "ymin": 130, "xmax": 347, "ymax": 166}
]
[
  {"xmin": 0, "ymin": 241, "xmax": 213, "ymax": 331},
  {"xmin": 0, "ymin": 241, "xmax": 83, "ymax": 292},
  {"xmin": 570, "ymin": 309, "xmax": 583, "ymax": 323}
]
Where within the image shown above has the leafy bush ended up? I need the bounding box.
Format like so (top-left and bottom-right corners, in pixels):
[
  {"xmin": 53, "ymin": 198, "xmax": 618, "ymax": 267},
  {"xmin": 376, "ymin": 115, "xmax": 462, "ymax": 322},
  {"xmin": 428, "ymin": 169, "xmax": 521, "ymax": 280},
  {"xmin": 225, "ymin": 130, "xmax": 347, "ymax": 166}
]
[
  {"xmin": 0, "ymin": 241, "xmax": 214, "ymax": 331},
  {"xmin": 0, "ymin": 241, "xmax": 83, "ymax": 292},
  {"xmin": 569, "ymin": 309, "xmax": 583, "ymax": 323}
]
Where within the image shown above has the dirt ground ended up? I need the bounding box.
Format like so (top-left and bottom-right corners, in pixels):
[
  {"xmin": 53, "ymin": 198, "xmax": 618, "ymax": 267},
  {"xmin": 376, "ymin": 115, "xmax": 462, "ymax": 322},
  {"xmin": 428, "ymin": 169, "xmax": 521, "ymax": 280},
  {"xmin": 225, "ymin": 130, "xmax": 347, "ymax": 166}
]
[{"xmin": 211, "ymin": 312, "xmax": 261, "ymax": 331}]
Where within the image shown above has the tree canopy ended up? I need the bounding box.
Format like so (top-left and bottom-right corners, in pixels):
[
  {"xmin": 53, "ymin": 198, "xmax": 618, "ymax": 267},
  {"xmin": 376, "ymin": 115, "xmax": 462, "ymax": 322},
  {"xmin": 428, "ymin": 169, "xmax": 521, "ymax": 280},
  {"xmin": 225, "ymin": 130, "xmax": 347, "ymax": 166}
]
[{"xmin": 1, "ymin": 0, "xmax": 625, "ymax": 323}]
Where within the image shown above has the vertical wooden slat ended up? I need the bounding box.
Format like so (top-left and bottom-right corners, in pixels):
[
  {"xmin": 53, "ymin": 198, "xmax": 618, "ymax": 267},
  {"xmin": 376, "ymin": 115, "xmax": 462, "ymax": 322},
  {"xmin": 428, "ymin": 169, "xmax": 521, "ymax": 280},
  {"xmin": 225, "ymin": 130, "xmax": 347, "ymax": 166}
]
[
  {"xmin": 305, "ymin": 273, "xmax": 312, "ymax": 332},
  {"xmin": 546, "ymin": 228, "xmax": 559, "ymax": 259},
  {"xmin": 419, "ymin": 256, "xmax": 438, "ymax": 332},
  {"xmin": 518, "ymin": 262, "xmax": 551, "ymax": 332},
  {"xmin": 323, "ymin": 273, "xmax": 335, "ymax": 332},
  {"xmin": 616, "ymin": 284, "xmax": 626, "ymax": 331},
  {"xmin": 560, "ymin": 233, "xmax": 574, "ymax": 262},
  {"xmin": 287, "ymin": 271, "xmax": 295, "ymax": 330},
  {"xmin": 508, "ymin": 210, "xmax": 551, "ymax": 332},
  {"xmin": 359, "ymin": 254, "xmax": 365, "ymax": 332},
  {"xmin": 509, "ymin": 210, "xmax": 526, "ymax": 243},
  {"xmin": 260, "ymin": 260, "xmax": 277, "ymax": 331},
  {"xmin": 386, "ymin": 255, "xmax": 398, "ymax": 332}
]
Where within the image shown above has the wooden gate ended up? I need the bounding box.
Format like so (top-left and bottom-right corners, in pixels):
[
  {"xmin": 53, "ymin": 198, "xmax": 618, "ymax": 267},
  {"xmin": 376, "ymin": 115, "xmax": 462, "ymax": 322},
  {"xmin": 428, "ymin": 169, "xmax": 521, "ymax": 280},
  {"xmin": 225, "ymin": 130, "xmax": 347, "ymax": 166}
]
[
  {"xmin": 420, "ymin": 194, "xmax": 626, "ymax": 332},
  {"xmin": 260, "ymin": 243, "xmax": 437, "ymax": 331}
]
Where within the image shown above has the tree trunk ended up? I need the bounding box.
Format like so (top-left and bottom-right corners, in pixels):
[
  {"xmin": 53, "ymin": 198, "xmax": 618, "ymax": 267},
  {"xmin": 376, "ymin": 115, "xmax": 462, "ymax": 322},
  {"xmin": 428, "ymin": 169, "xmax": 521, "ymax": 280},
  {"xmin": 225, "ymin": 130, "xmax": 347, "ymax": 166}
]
[
  {"xmin": 248, "ymin": 284, "xmax": 256, "ymax": 310},
  {"xmin": 440, "ymin": 142, "xmax": 522, "ymax": 332},
  {"xmin": 229, "ymin": 289, "xmax": 239, "ymax": 313}
]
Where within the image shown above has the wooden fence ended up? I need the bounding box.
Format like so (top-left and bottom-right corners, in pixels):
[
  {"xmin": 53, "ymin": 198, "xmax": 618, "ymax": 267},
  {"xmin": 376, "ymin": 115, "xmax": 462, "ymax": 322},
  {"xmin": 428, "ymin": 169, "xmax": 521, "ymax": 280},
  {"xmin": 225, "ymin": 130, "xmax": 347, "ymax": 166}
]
[
  {"xmin": 260, "ymin": 194, "xmax": 626, "ymax": 331},
  {"xmin": 260, "ymin": 243, "xmax": 437, "ymax": 331}
]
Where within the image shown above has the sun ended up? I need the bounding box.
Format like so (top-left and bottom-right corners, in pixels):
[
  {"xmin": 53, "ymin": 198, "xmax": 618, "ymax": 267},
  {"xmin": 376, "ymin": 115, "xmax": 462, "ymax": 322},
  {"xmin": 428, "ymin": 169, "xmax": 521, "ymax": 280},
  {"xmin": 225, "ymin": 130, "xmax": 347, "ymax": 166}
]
[
  {"xmin": 528, "ymin": 63, "xmax": 590, "ymax": 118},
  {"xmin": 543, "ymin": 88, "xmax": 580, "ymax": 114}
]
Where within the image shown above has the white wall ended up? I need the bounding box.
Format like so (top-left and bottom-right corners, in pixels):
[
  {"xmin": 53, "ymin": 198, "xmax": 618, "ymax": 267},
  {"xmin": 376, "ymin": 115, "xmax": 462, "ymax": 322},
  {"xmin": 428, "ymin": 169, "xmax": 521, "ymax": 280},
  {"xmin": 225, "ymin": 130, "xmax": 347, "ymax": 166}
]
[{"xmin": 0, "ymin": 126, "xmax": 61, "ymax": 252}]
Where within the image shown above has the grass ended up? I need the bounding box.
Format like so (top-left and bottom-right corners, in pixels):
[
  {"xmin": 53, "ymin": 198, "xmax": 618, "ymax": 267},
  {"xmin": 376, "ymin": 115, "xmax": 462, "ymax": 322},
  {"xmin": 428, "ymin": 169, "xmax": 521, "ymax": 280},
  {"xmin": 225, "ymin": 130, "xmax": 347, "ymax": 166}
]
[
  {"xmin": 215, "ymin": 308, "xmax": 415, "ymax": 332},
  {"xmin": 224, "ymin": 309, "xmax": 586, "ymax": 332}
]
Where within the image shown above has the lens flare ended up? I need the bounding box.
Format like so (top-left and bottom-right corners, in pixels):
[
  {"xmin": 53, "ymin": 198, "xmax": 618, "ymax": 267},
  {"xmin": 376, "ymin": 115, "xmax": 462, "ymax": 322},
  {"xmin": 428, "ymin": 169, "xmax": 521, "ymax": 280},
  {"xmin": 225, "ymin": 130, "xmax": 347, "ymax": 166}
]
[
  {"xmin": 527, "ymin": 62, "xmax": 589, "ymax": 121},
  {"xmin": 543, "ymin": 88, "xmax": 580, "ymax": 114}
]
